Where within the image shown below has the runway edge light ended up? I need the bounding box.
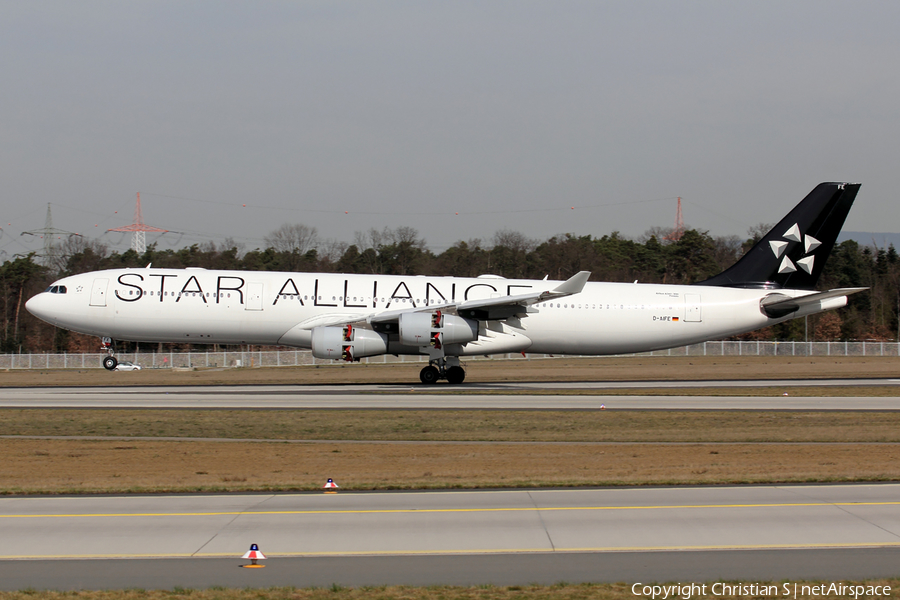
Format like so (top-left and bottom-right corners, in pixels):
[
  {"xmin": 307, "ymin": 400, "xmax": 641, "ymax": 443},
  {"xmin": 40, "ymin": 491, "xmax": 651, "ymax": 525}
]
[
  {"xmin": 324, "ymin": 478, "xmax": 339, "ymax": 493},
  {"xmin": 241, "ymin": 543, "xmax": 266, "ymax": 568}
]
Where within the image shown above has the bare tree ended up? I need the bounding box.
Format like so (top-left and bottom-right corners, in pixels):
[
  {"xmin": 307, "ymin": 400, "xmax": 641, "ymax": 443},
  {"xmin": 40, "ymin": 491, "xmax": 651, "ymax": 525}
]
[
  {"xmin": 492, "ymin": 229, "xmax": 536, "ymax": 254},
  {"xmin": 56, "ymin": 236, "xmax": 109, "ymax": 274},
  {"xmin": 319, "ymin": 238, "xmax": 349, "ymax": 264},
  {"xmin": 490, "ymin": 230, "xmax": 536, "ymax": 278},
  {"xmin": 391, "ymin": 226, "xmax": 426, "ymax": 249},
  {"xmin": 713, "ymin": 235, "xmax": 743, "ymax": 271},
  {"xmin": 264, "ymin": 223, "xmax": 319, "ymax": 255},
  {"xmin": 747, "ymin": 223, "xmax": 774, "ymax": 243},
  {"xmin": 220, "ymin": 237, "xmax": 246, "ymax": 259},
  {"xmin": 354, "ymin": 227, "xmax": 426, "ymax": 251},
  {"xmin": 638, "ymin": 226, "xmax": 674, "ymax": 244}
]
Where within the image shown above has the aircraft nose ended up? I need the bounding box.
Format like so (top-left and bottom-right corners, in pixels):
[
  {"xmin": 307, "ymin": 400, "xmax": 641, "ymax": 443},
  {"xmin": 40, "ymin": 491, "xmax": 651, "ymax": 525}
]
[{"xmin": 25, "ymin": 293, "xmax": 55, "ymax": 324}]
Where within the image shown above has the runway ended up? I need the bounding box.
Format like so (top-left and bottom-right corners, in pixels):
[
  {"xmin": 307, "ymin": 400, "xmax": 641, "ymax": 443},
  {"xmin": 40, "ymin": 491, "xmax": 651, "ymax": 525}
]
[
  {"xmin": 1, "ymin": 379, "xmax": 900, "ymax": 409},
  {"xmin": 1, "ymin": 484, "xmax": 899, "ymax": 589},
  {"xmin": 3, "ymin": 382, "xmax": 900, "ymax": 589}
]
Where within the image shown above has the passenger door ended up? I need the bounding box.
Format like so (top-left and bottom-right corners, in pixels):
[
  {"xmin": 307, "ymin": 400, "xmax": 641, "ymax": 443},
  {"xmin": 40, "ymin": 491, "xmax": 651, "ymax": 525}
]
[
  {"xmin": 90, "ymin": 278, "xmax": 109, "ymax": 307},
  {"xmin": 684, "ymin": 293, "xmax": 702, "ymax": 322}
]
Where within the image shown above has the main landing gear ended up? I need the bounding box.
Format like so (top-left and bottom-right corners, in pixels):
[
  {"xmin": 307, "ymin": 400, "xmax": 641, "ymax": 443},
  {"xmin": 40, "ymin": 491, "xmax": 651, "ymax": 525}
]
[
  {"xmin": 100, "ymin": 337, "xmax": 118, "ymax": 371},
  {"xmin": 419, "ymin": 356, "xmax": 466, "ymax": 385}
]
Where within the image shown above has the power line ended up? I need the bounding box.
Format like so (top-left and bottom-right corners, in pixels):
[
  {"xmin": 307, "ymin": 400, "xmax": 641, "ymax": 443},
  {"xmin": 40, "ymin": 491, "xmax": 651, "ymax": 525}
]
[
  {"xmin": 107, "ymin": 193, "xmax": 169, "ymax": 254},
  {"xmin": 20, "ymin": 204, "xmax": 81, "ymax": 267}
]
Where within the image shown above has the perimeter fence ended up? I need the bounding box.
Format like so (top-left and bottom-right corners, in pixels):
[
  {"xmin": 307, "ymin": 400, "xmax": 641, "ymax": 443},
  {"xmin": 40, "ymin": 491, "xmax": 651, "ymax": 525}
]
[{"xmin": 1, "ymin": 340, "xmax": 898, "ymax": 370}]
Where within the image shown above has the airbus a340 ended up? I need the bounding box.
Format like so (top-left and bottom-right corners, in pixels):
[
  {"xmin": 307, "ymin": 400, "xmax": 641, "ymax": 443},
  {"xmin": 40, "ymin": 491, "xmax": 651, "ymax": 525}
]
[{"xmin": 27, "ymin": 182, "xmax": 864, "ymax": 384}]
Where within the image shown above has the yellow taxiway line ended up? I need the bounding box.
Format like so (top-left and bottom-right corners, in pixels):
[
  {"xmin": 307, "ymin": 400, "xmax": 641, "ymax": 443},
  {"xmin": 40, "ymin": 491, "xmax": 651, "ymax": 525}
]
[
  {"xmin": 2, "ymin": 501, "xmax": 900, "ymax": 519},
  {"xmin": 3, "ymin": 542, "xmax": 900, "ymax": 561}
]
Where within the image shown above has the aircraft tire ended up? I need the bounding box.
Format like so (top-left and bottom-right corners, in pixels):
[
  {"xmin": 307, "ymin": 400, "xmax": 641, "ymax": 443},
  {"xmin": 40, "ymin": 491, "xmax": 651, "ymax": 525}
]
[
  {"xmin": 102, "ymin": 356, "xmax": 118, "ymax": 371},
  {"xmin": 419, "ymin": 365, "xmax": 440, "ymax": 384},
  {"xmin": 446, "ymin": 366, "xmax": 465, "ymax": 384}
]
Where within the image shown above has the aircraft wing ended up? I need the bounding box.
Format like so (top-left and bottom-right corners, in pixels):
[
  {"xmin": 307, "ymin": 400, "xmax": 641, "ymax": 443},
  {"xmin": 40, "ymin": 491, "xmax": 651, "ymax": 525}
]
[
  {"xmin": 292, "ymin": 271, "xmax": 592, "ymax": 330},
  {"xmin": 760, "ymin": 287, "xmax": 867, "ymax": 318},
  {"xmin": 370, "ymin": 270, "xmax": 591, "ymax": 323},
  {"xmin": 453, "ymin": 270, "xmax": 591, "ymax": 321}
]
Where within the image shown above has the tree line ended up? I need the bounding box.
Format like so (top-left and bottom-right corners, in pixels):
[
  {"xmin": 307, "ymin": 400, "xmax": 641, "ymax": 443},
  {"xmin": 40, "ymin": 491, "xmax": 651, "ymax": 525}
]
[{"xmin": 3, "ymin": 222, "xmax": 897, "ymax": 353}]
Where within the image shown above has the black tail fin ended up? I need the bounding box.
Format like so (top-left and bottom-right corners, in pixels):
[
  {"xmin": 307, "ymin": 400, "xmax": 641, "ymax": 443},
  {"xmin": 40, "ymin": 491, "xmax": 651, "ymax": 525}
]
[{"xmin": 697, "ymin": 182, "xmax": 860, "ymax": 290}]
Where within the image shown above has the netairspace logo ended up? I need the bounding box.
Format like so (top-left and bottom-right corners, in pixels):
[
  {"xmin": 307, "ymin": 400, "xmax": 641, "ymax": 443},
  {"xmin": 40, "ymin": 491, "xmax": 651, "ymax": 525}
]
[{"xmin": 631, "ymin": 582, "xmax": 892, "ymax": 600}]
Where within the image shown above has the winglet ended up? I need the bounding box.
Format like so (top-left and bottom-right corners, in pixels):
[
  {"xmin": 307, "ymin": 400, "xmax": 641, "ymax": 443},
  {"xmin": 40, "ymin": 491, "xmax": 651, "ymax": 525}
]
[{"xmin": 551, "ymin": 271, "xmax": 590, "ymax": 295}]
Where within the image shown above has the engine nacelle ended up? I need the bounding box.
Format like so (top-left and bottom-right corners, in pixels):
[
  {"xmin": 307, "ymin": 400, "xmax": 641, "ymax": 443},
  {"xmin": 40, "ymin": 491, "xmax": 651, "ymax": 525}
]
[
  {"xmin": 311, "ymin": 325, "xmax": 388, "ymax": 361},
  {"xmin": 398, "ymin": 311, "xmax": 478, "ymax": 348}
]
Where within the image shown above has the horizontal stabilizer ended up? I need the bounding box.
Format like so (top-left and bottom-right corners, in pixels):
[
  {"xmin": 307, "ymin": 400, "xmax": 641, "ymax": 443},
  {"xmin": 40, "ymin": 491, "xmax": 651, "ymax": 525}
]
[{"xmin": 761, "ymin": 287, "xmax": 867, "ymax": 318}]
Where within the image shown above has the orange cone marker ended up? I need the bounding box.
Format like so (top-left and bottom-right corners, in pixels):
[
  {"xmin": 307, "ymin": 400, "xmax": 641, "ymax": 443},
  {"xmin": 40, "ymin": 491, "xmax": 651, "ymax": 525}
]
[
  {"xmin": 241, "ymin": 543, "xmax": 266, "ymax": 568},
  {"xmin": 323, "ymin": 478, "xmax": 339, "ymax": 493}
]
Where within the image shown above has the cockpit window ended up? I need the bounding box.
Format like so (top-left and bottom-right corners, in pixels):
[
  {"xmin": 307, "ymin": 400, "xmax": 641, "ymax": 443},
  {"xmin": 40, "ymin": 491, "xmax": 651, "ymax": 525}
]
[{"xmin": 45, "ymin": 285, "xmax": 67, "ymax": 294}]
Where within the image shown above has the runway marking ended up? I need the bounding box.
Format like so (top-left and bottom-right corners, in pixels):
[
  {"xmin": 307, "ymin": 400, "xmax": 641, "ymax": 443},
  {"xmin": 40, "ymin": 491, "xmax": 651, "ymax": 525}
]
[
  {"xmin": 3, "ymin": 501, "xmax": 900, "ymax": 519},
  {"xmin": 3, "ymin": 542, "xmax": 900, "ymax": 560}
]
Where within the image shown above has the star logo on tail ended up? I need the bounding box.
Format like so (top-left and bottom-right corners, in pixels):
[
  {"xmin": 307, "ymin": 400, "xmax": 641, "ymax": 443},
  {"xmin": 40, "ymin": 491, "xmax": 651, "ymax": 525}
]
[{"xmin": 769, "ymin": 223, "xmax": 820, "ymax": 275}]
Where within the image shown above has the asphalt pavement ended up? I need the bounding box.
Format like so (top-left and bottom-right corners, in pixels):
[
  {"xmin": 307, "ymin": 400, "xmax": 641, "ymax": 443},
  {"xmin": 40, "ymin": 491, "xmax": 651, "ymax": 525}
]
[{"xmin": 1, "ymin": 485, "xmax": 899, "ymax": 589}]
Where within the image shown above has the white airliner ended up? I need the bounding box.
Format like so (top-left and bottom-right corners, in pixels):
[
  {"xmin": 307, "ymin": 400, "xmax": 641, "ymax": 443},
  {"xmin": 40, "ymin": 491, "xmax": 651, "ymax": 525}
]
[{"xmin": 27, "ymin": 183, "xmax": 865, "ymax": 384}]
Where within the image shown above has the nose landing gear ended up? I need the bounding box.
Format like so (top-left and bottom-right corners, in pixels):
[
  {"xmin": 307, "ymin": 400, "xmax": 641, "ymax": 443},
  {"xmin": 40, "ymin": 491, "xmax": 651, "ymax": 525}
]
[
  {"xmin": 100, "ymin": 337, "xmax": 118, "ymax": 371},
  {"xmin": 419, "ymin": 356, "xmax": 466, "ymax": 385}
]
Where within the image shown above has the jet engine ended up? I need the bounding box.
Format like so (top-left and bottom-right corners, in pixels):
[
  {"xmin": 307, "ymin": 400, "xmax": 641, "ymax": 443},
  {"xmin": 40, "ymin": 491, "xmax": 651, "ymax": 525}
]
[
  {"xmin": 311, "ymin": 325, "xmax": 388, "ymax": 361},
  {"xmin": 398, "ymin": 311, "xmax": 478, "ymax": 349}
]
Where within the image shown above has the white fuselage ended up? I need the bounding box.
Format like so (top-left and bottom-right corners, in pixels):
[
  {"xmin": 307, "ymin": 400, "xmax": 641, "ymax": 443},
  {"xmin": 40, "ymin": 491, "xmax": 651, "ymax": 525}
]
[{"xmin": 26, "ymin": 268, "xmax": 818, "ymax": 356}]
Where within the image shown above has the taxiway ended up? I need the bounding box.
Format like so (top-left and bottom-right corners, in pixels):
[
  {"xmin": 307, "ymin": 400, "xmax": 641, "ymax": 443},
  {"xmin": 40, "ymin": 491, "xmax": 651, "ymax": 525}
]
[
  {"xmin": 1, "ymin": 484, "xmax": 899, "ymax": 589},
  {"xmin": 0, "ymin": 379, "xmax": 899, "ymax": 409}
]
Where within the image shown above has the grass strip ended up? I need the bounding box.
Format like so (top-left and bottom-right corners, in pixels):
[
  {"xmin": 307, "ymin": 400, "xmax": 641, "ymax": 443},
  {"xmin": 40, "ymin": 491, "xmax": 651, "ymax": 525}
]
[
  {"xmin": 404, "ymin": 386, "xmax": 900, "ymax": 396},
  {"xmin": 3, "ymin": 439, "xmax": 899, "ymax": 495},
  {"xmin": 5, "ymin": 355, "xmax": 900, "ymax": 387},
  {"xmin": 4, "ymin": 409, "xmax": 900, "ymax": 443},
  {"xmin": 0, "ymin": 581, "xmax": 898, "ymax": 599}
]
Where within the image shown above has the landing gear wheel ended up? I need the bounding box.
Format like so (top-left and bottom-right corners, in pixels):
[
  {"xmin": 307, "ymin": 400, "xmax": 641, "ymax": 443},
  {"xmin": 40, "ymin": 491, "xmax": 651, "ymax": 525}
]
[
  {"xmin": 102, "ymin": 356, "xmax": 118, "ymax": 371},
  {"xmin": 446, "ymin": 366, "xmax": 466, "ymax": 385},
  {"xmin": 419, "ymin": 365, "xmax": 440, "ymax": 384}
]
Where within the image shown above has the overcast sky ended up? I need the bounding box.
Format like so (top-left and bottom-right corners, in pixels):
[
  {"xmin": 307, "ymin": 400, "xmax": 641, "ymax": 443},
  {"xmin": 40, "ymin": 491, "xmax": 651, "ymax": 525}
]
[{"xmin": 1, "ymin": 1, "xmax": 897, "ymax": 257}]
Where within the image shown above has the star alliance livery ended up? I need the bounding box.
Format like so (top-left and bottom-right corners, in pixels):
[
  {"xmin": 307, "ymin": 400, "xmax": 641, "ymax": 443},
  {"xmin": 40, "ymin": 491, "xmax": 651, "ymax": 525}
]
[{"xmin": 27, "ymin": 183, "xmax": 865, "ymax": 384}]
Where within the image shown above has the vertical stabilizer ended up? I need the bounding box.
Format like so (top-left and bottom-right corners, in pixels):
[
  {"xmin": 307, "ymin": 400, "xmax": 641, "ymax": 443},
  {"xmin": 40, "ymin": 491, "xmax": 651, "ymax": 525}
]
[{"xmin": 697, "ymin": 182, "xmax": 860, "ymax": 290}]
